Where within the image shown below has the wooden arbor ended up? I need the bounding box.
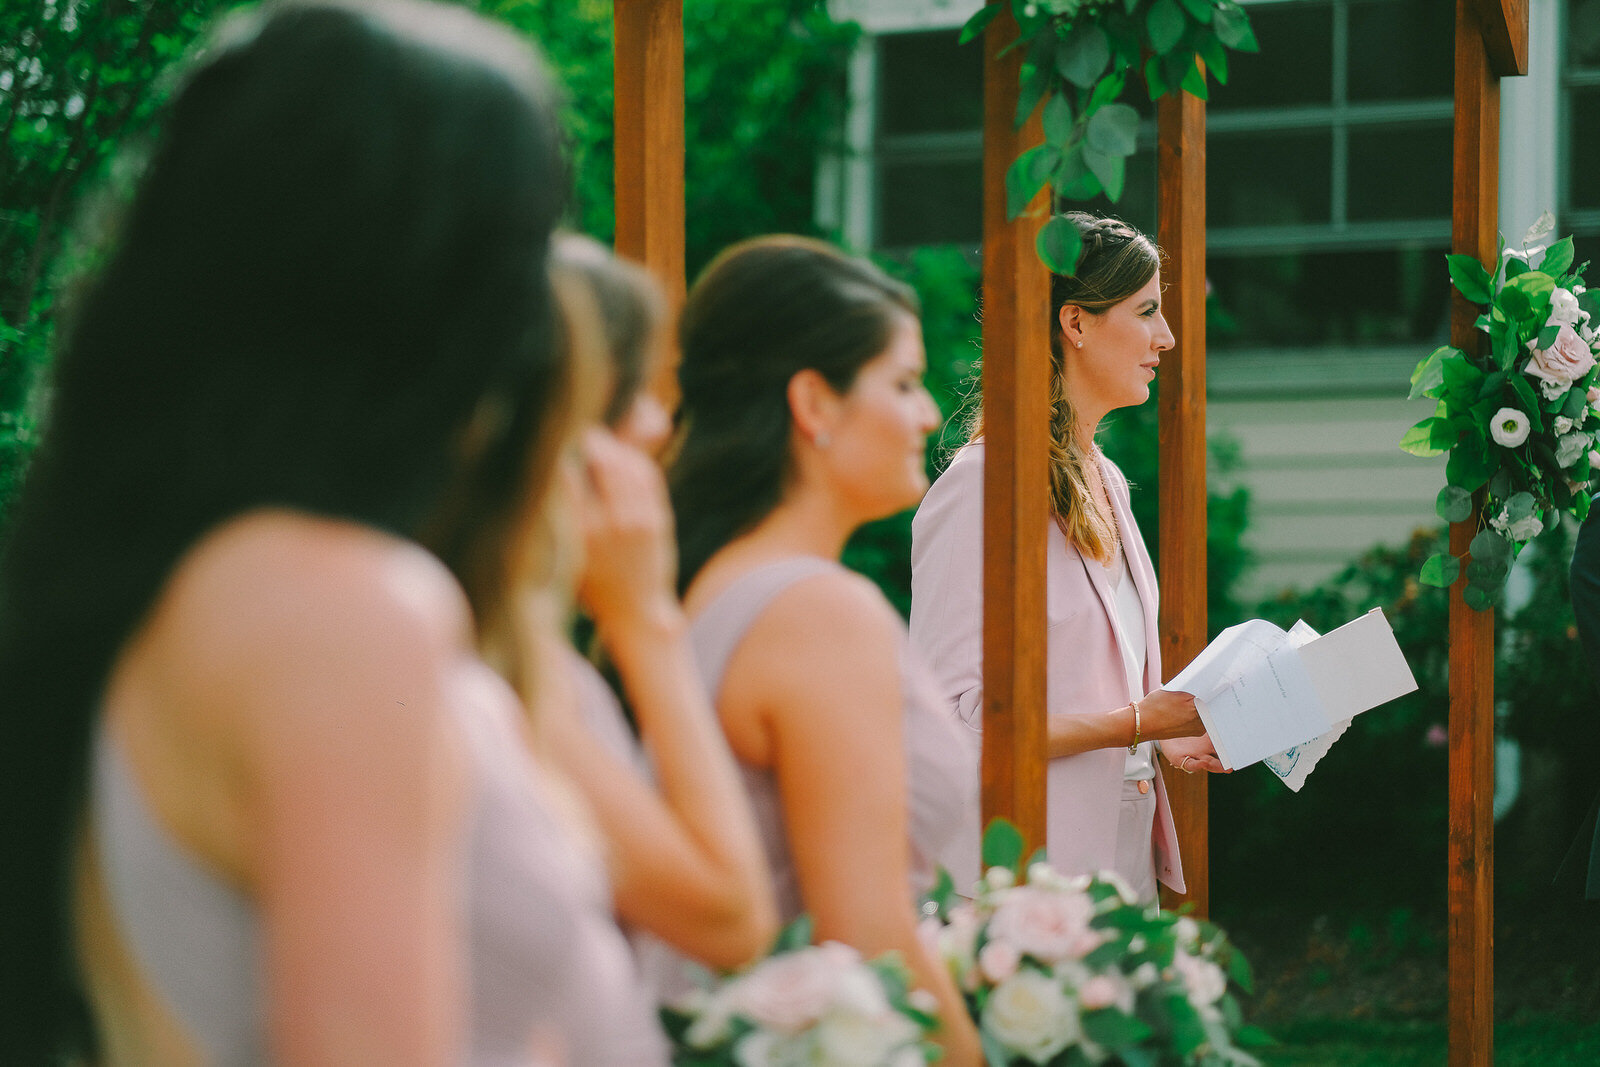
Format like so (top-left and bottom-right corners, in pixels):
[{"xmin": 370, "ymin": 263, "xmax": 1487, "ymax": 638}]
[{"xmin": 611, "ymin": 0, "xmax": 1524, "ymax": 1063}]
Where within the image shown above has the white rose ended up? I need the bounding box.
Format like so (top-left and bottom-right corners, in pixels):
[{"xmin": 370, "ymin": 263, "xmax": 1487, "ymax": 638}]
[
  {"xmin": 1490, "ymin": 407, "xmax": 1531, "ymax": 448},
  {"xmin": 1172, "ymin": 951, "xmax": 1228, "ymax": 1008},
  {"xmin": 1174, "ymin": 917, "xmax": 1202, "ymax": 947},
  {"xmin": 813, "ymin": 1009, "xmax": 919, "ymax": 1067},
  {"xmin": 1556, "ymin": 415, "xmax": 1577, "ymax": 435},
  {"xmin": 1508, "ymin": 514, "xmax": 1543, "ymax": 541},
  {"xmin": 732, "ymin": 1029, "xmax": 812, "ymax": 1067},
  {"xmin": 1559, "ymin": 432, "xmax": 1594, "ymax": 468},
  {"xmin": 1550, "ymin": 288, "xmax": 1587, "ymax": 329},
  {"xmin": 730, "ymin": 948, "xmax": 840, "ymax": 1034},
  {"xmin": 1590, "ymin": 449, "xmax": 1600, "ymax": 468},
  {"xmin": 1129, "ymin": 961, "xmax": 1161, "ymax": 990},
  {"xmin": 1077, "ymin": 972, "xmax": 1135, "ymax": 1014},
  {"xmin": 980, "ymin": 939, "xmax": 1022, "ymax": 983},
  {"xmin": 983, "ymin": 969, "xmax": 1080, "ymax": 1064},
  {"xmin": 985, "ymin": 866, "xmax": 1015, "ymax": 891},
  {"xmin": 988, "ymin": 885, "xmax": 1102, "ymax": 964}
]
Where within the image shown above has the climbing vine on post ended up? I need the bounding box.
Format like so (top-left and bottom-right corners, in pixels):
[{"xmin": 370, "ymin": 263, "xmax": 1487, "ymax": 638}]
[{"xmin": 961, "ymin": 0, "xmax": 1258, "ymax": 274}]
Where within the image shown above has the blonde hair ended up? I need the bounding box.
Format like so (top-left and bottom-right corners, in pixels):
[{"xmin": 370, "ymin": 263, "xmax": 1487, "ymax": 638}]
[{"xmin": 966, "ymin": 212, "xmax": 1161, "ymax": 564}]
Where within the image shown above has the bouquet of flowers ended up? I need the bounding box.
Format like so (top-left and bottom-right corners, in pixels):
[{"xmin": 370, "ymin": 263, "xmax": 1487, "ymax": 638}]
[
  {"xmin": 661, "ymin": 916, "xmax": 937, "ymax": 1067},
  {"xmin": 1402, "ymin": 212, "xmax": 1600, "ymax": 609},
  {"xmin": 921, "ymin": 823, "xmax": 1265, "ymax": 1066}
]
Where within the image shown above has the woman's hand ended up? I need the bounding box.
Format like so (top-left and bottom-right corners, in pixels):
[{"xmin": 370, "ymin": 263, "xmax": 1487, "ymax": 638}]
[
  {"xmin": 1159, "ymin": 734, "xmax": 1228, "ymax": 774},
  {"xmin": 1134, "ymin": 688, "xmax": 1204, "ymax": 741},
  {"xmin": 573, "ymin": 427, "xmax": 681, "ymax": 641}
]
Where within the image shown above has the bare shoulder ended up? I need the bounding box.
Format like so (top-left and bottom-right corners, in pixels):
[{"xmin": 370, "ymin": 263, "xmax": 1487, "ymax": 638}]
[
  {"xmin": 140, "ymin": 510, "xmax": 477, "ymax": 747},
  {"xmin": 738, "ymin": 566, "xmax": 903, "ymax": 689}
]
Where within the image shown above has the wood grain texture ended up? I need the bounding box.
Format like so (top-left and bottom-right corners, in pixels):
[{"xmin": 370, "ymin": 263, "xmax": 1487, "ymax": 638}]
[
  {"xmin": 1468, "ymin": 0, "xmax": 1530, "ymax": 77},
  {"xmin": 1449, "ymin": 3, "xmax": 1498, "ymax": 1062},
  {"xmin": 980, "ymin": 1, "xmax": 1050, "ymax": 855},
  {"xmin": 1155, "ymin": 87, "xmax": 1209, "ymax": 919},
  {"xmin": 613, "ymin": 0, "xmax": 686, "ymax": 404}
]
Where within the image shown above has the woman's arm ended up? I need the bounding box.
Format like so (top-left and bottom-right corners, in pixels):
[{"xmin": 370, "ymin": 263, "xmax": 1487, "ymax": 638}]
[
  {"xmin": 546, "ymin": 430, "xmax": 777, "ymax": 970},
  {"xmin": 732, "ymin": 572, "xmax": 982, "ymax": 1067},
  {"xmin": 1044, "ymin": 688, "xmax": 1205, "ymax": 759},
  {"xmin": 152, "ymin": 518, "xmax": 478, "ymax": 1065}
]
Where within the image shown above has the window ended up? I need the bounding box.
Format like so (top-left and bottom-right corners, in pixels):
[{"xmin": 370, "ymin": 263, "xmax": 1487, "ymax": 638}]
[{"xmin": 1206, "ymin": 0, "xmax": 1455, "ymax": 356}]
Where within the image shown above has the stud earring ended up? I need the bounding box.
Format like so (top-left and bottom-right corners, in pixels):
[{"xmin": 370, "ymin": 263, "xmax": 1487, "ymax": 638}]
[{"xmin": 1075, "ymin": 340, "xmax": 1083, "ymax": 348}]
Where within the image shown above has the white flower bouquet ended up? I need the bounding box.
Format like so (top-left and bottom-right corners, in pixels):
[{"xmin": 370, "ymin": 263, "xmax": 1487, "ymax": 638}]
[
  {"xmin": 921, "ymin": 822, "xmax": 1266, "ymax": 1066},
  {"xmin": 661, "ymin": 916, "xmax": 936, "ymax": 1066},
  {"xmin": 1402, "ymin": 212, "xmax": 1600, "ymax": 610}
]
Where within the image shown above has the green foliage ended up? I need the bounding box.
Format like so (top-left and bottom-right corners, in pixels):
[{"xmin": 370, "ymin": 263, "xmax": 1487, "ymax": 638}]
[
  {"xmin": 0, "ymin": 0, "xmax": 232, "ymax": 524},
  {"xmin": 963, "ymin": 0, "xmax": 1258, "ymax": 266}
]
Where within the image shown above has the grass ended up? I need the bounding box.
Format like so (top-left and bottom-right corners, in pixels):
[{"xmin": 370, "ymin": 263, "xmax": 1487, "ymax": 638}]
[{"xmin": 1264, "ymin": 1017, "xmax": 1600, "ymax": 1066}]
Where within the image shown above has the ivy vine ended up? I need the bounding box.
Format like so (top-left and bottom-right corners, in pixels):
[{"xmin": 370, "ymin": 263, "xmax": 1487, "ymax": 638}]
[{"xmin": 961, "ymin": 0, "xmax": 1259, "ymax": 274}]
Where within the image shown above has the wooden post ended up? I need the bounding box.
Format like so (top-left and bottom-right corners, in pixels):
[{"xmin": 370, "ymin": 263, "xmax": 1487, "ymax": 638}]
[
  {"xmin": 1155, "ymin": 86, "xmax": 1209, "ymax": 918},
  {"xmin": 1450, "ymin": 1, "xmax": 1500, "ymax": 1061},
  {"xmin": 613, "ymin": 0, "xmax": 686, "ymax": 402},
  {"xmin": 980, "ymin": 0, "xmax": 1051, "ymax": 853}
]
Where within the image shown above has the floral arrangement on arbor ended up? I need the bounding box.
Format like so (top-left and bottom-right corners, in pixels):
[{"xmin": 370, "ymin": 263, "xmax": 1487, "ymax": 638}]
[
  {"xmin": 661, "ymin": 916, "xmax": 935, "ymax": 1066},
  {"xmin": 921, "ymin": 822, "xmax": 1265, "ymax": 1066},
  {"xmin": 960, "ymin": 0, "xmax": 1258, "ymax": 275},
  {"xmin": 1401, "ymin": 214, "xmax": 1600, "ymax": 610}
]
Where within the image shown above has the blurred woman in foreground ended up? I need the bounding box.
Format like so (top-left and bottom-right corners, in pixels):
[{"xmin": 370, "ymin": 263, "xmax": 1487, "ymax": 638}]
[
  {"xmin": 664, "ymin": 236, "xmax": 983, "ymax": 1066},
  {"xmin": 0, "ymin": 2, "xmax": 662, "ymax": 1062}
]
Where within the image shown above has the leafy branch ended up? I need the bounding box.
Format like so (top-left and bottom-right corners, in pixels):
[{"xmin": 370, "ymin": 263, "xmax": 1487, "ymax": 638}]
[{"xmin": 961, "ymin": 0, "xmax": 1258, "ymax": 274}]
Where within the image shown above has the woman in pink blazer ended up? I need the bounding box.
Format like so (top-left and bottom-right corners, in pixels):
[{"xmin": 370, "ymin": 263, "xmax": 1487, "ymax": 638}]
[{"xmin": 909, "ymin": 212, "xmax": 1224, "ymax": 902}]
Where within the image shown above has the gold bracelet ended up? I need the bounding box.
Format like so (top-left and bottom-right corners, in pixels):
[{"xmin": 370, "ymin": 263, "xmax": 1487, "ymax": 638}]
[{"xmin": 1128, "ymin": 699, "xmax": 1142, "ymax": 754}]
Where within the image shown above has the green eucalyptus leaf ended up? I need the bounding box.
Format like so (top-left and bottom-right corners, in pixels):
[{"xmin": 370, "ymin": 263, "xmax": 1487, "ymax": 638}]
[
  {"xmin": 1014, "ymin": 56, "xmax": 1053, "ymax": 128},
  {"xmin": 1196, "ymin": 31, "xmax": 1230, "ymax": 84},
  {"xmin": 1541, "ymin": 236, "xmax": 1575, "ymax": 278},
  {"xmin": 1042, "ymin": 91, "xmax": 1077, "ymax": 146},
  {"xmin": 1037, "ymin": 215, "xmax": 1085, "ymax": 275},
  {"xmin": 981, "ymin": 818, "xmax": 1025, "ymax": 872},
  {"xmin": 1082, "ymin": 143, "xmax": 1126, "ymax": 200},
  {"xmin": 1566, "ymin": 387, "xmax": 1591, "ymax": 418},
  {"xmin": 1447, "ymin": 436, "xmax": 1496, "ymax": 491},
  {"xmin": 1144, "ymin": 54, "xmax": 1169, "ymax": 99},
  {"xmin": 1053, "ymin": 143, "xmax": 1102, "ymax": 198},
  {"xmin": 1409, "ymin": 346, "xmax": 1451, "ymax": 400},
  {"xmin": 1466, "ymin": 556, "xmax": 1508, "ymax": 583},
  {"xmin": 1057, "ymin": 23, "xmax": 1111, "ymax": 89},
  {"xmin": 1463, "ymin": 582, "xmax": 1499, "ymax": 612},
  {"xmin": 1212, "ymin": 3, "xmax": 1259, "ymax": 51},
  {"xmin": 1419, "ymin": 553, "xmax": 1461, "ymax": 588},
  {"xmin": 958, "ymin": 3, "xmax": 1003, "ymax": 45},
  {"xmin": 1470, "ymin": 527, "xmax": 1512, "ymax": 563},
  {"xmin": 1180, "ymin": 55, "xmax": 1210, "ymax": 99},
  {"xmin": 1086, "ymin": 102, "xmax": 1139, "ymax": 156},
  {"xmin": 1537, "ymin": 322, "xmax": 1561, "ymax": 349},
  {"xmin": 1005, "ymin": 143, "xmax": 1061, "ymax": 219},
  {"xmin": 1436, "ymin": 485, "xmax": 1474, "ymax": 522},
  {"xmin": 1446, "ymin": 253, "xmax": 1493, "ymax": 304},
  {"xmin": 1147, "ymin": 0, "xmax": 1187, "ymax": 55},
  {"xmin": 1082, "ymin": 1008, "xmax": 1154, "ymax": 1048},
  {"xmin": 1504, "ymin": 491, "xmax": 1536, "ymax": 520}
]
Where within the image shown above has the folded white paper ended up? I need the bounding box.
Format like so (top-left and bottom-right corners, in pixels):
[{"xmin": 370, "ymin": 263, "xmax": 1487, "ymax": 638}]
[{"xmin": 1166, "ymin": 608, "xmax": 1417, "ymax": 781}]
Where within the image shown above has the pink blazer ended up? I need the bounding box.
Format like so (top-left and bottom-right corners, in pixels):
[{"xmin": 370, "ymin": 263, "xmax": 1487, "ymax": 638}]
[{"xmin": 908, "ymin": 441, "xmax": 1185, "ymax": 894}]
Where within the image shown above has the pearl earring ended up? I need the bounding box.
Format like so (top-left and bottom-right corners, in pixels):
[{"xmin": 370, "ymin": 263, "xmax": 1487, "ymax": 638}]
[{"xmin": 1075, "ymin": 340, "xmax": 1083, "ymax": 348}]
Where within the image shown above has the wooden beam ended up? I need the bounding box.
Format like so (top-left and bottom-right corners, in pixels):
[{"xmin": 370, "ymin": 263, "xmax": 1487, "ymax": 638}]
[
  {"xmin": 1449, "ymin": 2, "xmax": 1498, "ymax": 1063},
  {"xmin": 980, "ymin": 0, "xmax": 1050, "ymax": 854},
  {"xmin": 1155, "ymin": 86, "xmax": 1209, "ymax": 919},
  {"xmin": 613, "ymin": 0, "xmax": 686, "ymax": 403},
  {"xmin": 1468, "ymin": 0, "xmax": 1530, "ymax": 78}
]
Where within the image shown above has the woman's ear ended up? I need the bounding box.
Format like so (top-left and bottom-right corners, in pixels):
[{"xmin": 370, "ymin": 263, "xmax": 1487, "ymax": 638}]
[
  {"xmin": 786, "ymin": 368, "xmax": 842, "ymax": 448},
  {"xmin": 1058, "ymin": 303, "xmax": 1086, "ymax": 349}
]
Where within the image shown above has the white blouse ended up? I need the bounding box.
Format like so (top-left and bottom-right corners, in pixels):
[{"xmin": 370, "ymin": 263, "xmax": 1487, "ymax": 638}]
[{"xmin": 1103, "ymin": 550, "xmax": 1156, "ymax": 781}]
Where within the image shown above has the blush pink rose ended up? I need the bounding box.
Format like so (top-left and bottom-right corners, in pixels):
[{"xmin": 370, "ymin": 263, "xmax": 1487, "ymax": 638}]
[
  {"xmin": 729, "ymin": 946, "xmax": 842, "ymax": 1033},
  {"xmin": 987, "ymin": 885, "xmax": 1102, "ymax": 964},
  {"xmin": 979, "ymin": 939, "xmax": 1022, "ymax": 983},
  {"xmin": 1526, "ymin": 324, "xmax": 1597, "ymax": 390}
]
